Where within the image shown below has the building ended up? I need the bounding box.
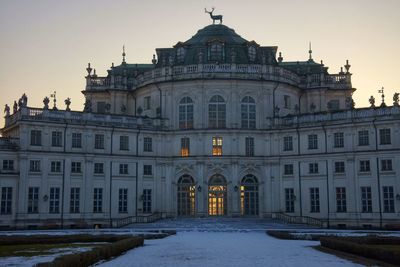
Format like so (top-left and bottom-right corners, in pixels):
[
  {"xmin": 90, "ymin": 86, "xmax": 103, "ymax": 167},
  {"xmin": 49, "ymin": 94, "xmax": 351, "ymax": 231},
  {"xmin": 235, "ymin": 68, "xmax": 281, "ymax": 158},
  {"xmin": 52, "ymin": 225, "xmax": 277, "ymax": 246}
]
[{"xmin": 1, "ymin": 19, "xmax": 399, "ymax": 229}]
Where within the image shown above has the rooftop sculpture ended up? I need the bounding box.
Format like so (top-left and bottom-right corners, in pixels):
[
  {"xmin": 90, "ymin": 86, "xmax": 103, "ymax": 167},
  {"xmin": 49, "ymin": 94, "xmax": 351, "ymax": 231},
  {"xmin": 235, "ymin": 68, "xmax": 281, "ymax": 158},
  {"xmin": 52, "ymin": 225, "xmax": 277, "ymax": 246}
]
[{"xmin": 205, "ymin": 8, "xmax": 223, "ymax": 24}]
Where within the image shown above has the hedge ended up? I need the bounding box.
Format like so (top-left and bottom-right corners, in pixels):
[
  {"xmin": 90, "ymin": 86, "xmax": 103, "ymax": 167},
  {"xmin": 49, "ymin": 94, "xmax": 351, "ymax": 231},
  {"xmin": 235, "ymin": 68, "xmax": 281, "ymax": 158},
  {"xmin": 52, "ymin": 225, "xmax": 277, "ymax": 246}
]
[
  {"xmin": 36, "ymin": 236, "xmax": 144, "ymax": 267},
  {"xmin": 320, "ymin": 236, "xmax": 400, "ymax": 265}
]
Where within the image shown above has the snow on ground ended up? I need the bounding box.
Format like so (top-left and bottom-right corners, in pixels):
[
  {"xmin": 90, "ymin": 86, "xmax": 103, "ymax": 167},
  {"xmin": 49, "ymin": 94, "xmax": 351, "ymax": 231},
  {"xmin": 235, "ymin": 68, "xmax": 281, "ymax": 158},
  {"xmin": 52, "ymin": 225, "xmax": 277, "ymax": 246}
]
[
  {"xmin": 1, "ymin": 246, "xmax": 93, "ymax": 267},
  {"xmin": 98, "ymin": 231, "xmax": 361, "ymax": 267}
]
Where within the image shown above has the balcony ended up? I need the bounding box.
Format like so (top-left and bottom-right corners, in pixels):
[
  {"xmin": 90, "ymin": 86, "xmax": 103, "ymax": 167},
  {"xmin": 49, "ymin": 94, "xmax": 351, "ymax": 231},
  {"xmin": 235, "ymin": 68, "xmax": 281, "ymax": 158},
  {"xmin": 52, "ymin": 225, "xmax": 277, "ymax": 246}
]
[{"xmin": 85, "ymin": 64, "xmax": 352, "ymax": 91}]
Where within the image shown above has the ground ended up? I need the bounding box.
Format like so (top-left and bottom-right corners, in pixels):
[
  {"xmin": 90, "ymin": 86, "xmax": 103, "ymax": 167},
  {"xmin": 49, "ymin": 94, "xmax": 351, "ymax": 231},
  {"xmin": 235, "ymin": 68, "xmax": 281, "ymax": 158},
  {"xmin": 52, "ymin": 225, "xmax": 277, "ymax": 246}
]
[{"xmin": 98, "ymin": 231, "xmax": 360, "ymax": 267}]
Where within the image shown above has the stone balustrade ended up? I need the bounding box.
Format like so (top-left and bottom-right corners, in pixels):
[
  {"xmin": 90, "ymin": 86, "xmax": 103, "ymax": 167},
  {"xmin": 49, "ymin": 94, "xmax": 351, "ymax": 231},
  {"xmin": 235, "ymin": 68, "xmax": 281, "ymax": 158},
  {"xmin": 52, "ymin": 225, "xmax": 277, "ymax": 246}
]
[
  {"xmin": 86, "ymin": 64, "xmax": 351, "ymax": 91},
  {"xmin": 4, "ymin": 107, "xmax": 168, "ymax": 130}
]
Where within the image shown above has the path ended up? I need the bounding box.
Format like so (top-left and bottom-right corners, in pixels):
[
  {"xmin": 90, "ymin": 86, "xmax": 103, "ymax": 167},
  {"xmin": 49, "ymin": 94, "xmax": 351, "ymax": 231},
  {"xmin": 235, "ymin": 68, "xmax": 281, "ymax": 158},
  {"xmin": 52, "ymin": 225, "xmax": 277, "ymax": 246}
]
[{"xmin": 99, "ymin": 231, "xmax": 360, "ymax": 267}]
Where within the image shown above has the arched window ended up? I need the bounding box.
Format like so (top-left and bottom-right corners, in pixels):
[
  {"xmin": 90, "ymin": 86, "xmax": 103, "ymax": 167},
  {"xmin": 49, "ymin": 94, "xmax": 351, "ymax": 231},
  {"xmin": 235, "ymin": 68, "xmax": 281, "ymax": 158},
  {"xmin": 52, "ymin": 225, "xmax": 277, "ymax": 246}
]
[
  {"xmin": 208, "ymin": 174, "xmax": 227, "ymax": 216},
  {"xmin": 208, "ymin": 42, "xmax": 224, "ymax": 62},
  {"xmin": 241, "ymin": 174, "xmax": 259, "ymax": 216},
  {"xmin": 179, "ymin": 97, "xmax": 194, "ymax": 129},
  {"xmin": 241, "ymin": 96, "xmax": 256, "ymax": 129},
  {"xmin": 209, "ymin": 95, "xmax": 226, "ymax": 128},
  {"xmin": 177, "ymin": 175, "xmax": 195, "ymax": 216}
]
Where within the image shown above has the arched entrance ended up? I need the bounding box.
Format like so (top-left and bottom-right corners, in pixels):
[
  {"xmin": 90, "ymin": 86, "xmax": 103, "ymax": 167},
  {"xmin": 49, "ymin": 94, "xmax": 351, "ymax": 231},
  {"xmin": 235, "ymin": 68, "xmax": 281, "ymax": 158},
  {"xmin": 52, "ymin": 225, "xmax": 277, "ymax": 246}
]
[
  {"xmin": 208, "ymin": 174, "xmax": 227, "ymax": 216},
  {"xmin": 177, "ymin": 175, "xmax": 195, "ymax": 216},
  {"xmin": 240, "ymin": 174, "xmax": 259, "ymax": 216}
]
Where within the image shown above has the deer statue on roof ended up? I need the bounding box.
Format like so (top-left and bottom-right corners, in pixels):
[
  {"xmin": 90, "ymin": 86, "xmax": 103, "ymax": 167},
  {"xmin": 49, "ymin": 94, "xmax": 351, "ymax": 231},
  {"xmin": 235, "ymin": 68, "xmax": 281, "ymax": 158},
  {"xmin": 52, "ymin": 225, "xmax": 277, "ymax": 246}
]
[{"xmin": 205, "ymin": 8, "xmax": 223, "ymax": 24}]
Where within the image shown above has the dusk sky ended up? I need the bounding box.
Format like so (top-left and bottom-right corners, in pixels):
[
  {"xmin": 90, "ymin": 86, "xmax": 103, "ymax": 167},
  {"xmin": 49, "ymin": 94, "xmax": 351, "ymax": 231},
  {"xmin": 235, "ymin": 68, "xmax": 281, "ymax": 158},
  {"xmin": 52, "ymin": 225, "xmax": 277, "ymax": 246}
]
[{"xmin": 1, "ymin": 0, "xmax": 399, "ymax": 126}]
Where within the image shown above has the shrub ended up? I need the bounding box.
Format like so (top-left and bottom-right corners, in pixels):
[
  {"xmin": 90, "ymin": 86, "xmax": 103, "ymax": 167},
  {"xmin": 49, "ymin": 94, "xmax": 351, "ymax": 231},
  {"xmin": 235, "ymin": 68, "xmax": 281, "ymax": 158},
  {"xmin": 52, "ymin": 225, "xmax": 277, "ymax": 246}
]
[
  {"xmin": 320, "ymin": 236, "xmax": 400, "ymax": 265},
  {"xmin": 36, "ymin": 236, "xmax": 144, "ymax": 267}
]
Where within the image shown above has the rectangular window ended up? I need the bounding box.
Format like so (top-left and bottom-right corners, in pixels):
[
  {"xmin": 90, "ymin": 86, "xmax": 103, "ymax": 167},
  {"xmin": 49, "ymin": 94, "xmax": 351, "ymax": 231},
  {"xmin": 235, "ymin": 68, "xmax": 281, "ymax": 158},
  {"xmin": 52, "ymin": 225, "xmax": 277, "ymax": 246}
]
[
  {"xmin": 283, "ymin": 136, "xmax": 293, "ymax": 151},
  {"xmin": 120, "ymin": 136, "xmax": 129, "ymax": 151},
  {"xmin": 95, "ymin": 134, "xmax": 105, "ymax": 149},
  {"xmin": 359, "ymin": 160, "xmax": 370, "ymax": 172},
  {"xmin": 49, "ymin": 187, "xmax": 60, "ymax": 214},
  {"xmin": 245, "ymin": 137, "xmax": 254, "ymax": 157},
  {"xmin": 50, "ymin": 161, "xmax": 62, "ymax": 173},
  {"xmin": 144, "ymin": 96, "xmax": 151, "ymax": 110},
  {"xmin": 379, "ymin": 128, "xmax": 391, "ymax": 145},
  {"xmin": 0, "ymin": 187, "xmax": 12, "ymax": 214},
  {"xmin": 2, "ymin": 160, "xmax": 14, "ymax": 171},
  {"xmin": 28, "ymin": 187, "xmax": 39, "ymax": 214},
  {"xmin": 93, "ymin": 188, "xmax": 103, "ymax": 213},
  {"xmin": 143, "ymin": 165, "xmax": 153, "ymax": 176},
  {"xmin": 383, "ymin": 186, "xmax": 395, "ymax": 213},
  {"xmin": 358, "ymin": 130, "xmax": 369, "ymax": 146},
  {"xmin": 143, "ymin": 189, "xmax": 152, "ymax": 213},
  {"xmin": 119, "ymin": 163, "xmax": 128, "ymax": 175},
  {"xmin": 284, "ymin": 164, "xmax": 294, "ymax": 175},
  {"xmin": 29, "ymin": 160, "xmax": 41, "ymax": 172},
  {"xmin": 381, "ymin": 159, "xmax": 393, "ymax": 171},
  {"xmin": 30, "ymin": 130, "xmax": 42, "ymax": 146},
  {"xmin": 336, "ymin": 187, "xmax": 347, "ymax": 213},
  {"xmin": 308, "ymin": 134, "xmax": 318, "ymax": 150},
  {"xmin": 285, "ymin": 188, "xmax": 295, "ymax": 213},
  {"xmin": 212, "ymin": 136, "xmax": 223, "ymax": 156},
  {"xmin": 70, "ymin": 187, "xmax": 80, "ymax": 213},
  {"xmin": 334, "ymin": 162, "xmax": 345, "ymax": 174},
  {"xmin": 51, "ymin": 131, "xmax": 62, "ymax": 147},
  {"xmin": 333, "ymin": 132, "xmax": 344, "ymax": 148},
  {"xmin": 361, "ymin": 187, "xmax": 372, "ymax": 213},
  {"xmin": 118, "ymin": 188, "xmax": 128, "ymax": 213},
  {"xmin": 143, "ymin": 137, "xmax": 153, "ymax": 152},
  {"xmin": 181, "ymin": 137, "xmax": 190, "ymax": 157},
  {"xmin": 309, "ymin": 163, "xmax": 319, "ymax": 174},
  {"xmin": 310, "ymin": 187, "xmax": 320, "ymax": 213},
  {"xmin": 71, "ymin": 162, "xmax": 82, "ymax": 173},
  {"xmin": 72, "ymin": 133, "xmax": 82, "ymax": 148},
  {"xmin": 94, "ymin": 163, "xmax": 104, "ymax": 174}
]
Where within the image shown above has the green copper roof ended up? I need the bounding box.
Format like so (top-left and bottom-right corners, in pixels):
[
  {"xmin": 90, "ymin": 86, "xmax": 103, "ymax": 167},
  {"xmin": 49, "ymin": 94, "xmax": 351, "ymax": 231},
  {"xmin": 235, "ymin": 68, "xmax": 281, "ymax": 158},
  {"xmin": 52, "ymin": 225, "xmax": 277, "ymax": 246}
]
[{"xmin": 184, "ymin": 24, "xmax": 248, "ymax": 45}]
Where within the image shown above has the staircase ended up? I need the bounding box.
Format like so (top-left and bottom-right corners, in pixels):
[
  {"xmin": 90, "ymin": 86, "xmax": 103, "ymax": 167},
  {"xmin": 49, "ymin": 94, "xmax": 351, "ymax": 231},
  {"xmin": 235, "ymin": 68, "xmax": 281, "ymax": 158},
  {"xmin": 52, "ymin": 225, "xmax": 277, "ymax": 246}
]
[
  {"xmin": 273, "ymin": 212, "xmax": 325, "ymax": 228},
  {"xmin": 112, "ymin": 212, "xmax": 164, "ymax": 228}
]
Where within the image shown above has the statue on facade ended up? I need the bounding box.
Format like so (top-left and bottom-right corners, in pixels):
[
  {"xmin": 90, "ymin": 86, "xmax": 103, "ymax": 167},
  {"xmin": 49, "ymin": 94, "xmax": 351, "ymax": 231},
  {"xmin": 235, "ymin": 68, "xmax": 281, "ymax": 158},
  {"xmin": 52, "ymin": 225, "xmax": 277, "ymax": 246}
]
[
  {"xmin": 205, "ymin": 8, "xmax": 223, "ymax": 24},
  {"xmin": 393, "ymin": 93, "xmax": 399, "ymax": 107},
  {"xmin": 4, "ymin": 104, "xmax": 10, "ymax": 117},
  {"xmin": 18, "ymin": 97, "xmax": 23, "ymax": 109},
  {"xmin": 137, "ymin": 106, "xmax": 143, "ymax": 115},
  {"xmin": 65, "ymin": 98, "xmax": 71, "ymax": 111},
  {"xmin": 294, "ymin": 104, "xmax": 300, "ymax": 115},
  {"xmin": 13, "ymin": 101, "xmax": 18, "ymax": 113},
  {"xmin": 121, "ymin": 104, "xmax": 126, "ymax": 114},
  {"xmin": 83, "ymin": 99, "xmax": 92, "ymax": 113},
  {"xmin": 43, "ymin": 97, "xmax": 50, "ymax": 109},
  {"xmin": 310, "ymin": 103, "xmax": 316, "ymax": 113},
  {"xmin": 274, "ymin": 106, "xmax": 280, "ymax": 116},
  {"xmin": 21, "ymin": 93, "xmax": 28, "ymax": 107},
  {"xmin": 105, "ymin": 103, "xmax": 111, "ymax": 113},
  {"xmin": 369, "ymin": 96, "xmax": 375, "ymax": 108},
  {"xmin": 345, "ymin": 97, "xmax": 354, "ymax": 109}
]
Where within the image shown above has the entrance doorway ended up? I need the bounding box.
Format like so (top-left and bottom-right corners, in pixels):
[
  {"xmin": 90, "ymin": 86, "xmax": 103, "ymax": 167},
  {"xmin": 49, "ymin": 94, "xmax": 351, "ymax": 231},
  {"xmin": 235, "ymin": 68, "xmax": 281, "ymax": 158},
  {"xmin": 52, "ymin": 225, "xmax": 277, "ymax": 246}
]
[
  {"xmin": 208, "ymin": 175, "xmax": 227, "ymax": 216},
  {"xmin": 240, "ymin": 174, "xmax": 259, "ymax": 216},
  {"xmin": 177, "ymin": 175, "xmax": 195, "ymax": 216}
]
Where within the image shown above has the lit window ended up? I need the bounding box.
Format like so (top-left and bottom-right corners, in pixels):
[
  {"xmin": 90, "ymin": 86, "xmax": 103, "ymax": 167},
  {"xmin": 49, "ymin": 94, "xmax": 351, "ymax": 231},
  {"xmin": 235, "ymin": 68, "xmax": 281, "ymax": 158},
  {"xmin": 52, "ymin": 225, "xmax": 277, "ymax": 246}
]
[
  {"xmin": 181, "ymin": 137, "xmax": 190, "ymax": 157},
  {"xmin": 212, "ymin": 137, "xmax": 223, "ymax": 156}
]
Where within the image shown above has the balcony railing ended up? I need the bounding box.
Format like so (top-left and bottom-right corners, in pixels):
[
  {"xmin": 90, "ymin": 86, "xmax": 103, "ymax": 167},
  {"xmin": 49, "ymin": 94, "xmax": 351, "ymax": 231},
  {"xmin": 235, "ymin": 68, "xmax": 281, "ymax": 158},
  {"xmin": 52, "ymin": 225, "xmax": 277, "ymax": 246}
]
[
  {"xmin": 3, "ymin": 107, "xmax": 168, "ymax": 130},
  {"xmin": 85, "ymin": 64, "xmax": 351, "ymax": 91}
]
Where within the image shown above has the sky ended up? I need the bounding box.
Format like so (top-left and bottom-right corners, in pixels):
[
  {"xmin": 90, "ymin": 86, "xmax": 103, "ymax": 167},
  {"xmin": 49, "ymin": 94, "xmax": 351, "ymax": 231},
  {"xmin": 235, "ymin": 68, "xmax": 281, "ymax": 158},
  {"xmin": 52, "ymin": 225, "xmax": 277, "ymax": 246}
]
[{"xmin": 0, "ymin": 0, "xmax": 399, "ymax": 127}]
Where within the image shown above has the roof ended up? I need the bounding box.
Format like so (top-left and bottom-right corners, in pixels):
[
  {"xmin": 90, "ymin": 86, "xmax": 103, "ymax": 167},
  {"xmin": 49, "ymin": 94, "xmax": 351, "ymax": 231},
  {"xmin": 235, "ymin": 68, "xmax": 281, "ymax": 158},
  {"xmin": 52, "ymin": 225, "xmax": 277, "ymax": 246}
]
[{"xmin": 183, "ymin": 24, "xmax": 248, "ymax": 46}]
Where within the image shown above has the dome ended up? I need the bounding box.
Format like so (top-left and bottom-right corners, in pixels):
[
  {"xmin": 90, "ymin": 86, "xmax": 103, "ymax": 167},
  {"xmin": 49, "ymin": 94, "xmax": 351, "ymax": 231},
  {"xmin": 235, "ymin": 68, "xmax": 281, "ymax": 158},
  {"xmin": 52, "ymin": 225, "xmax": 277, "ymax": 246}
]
[{"xmin": 184, "ymin": 24, "xmax": 248, "ymax": 46}]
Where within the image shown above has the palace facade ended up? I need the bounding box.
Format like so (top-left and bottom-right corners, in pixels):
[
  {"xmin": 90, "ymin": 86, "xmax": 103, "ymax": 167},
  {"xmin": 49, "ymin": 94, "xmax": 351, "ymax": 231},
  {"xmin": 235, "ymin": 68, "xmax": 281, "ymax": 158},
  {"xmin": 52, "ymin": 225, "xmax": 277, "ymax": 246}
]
[{"xmin": 1, "ymin": 22, "xmax": 399, "ymax": 229}]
